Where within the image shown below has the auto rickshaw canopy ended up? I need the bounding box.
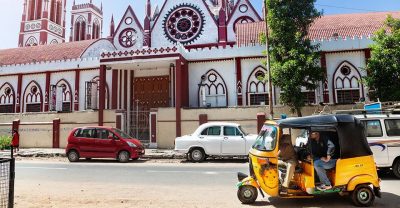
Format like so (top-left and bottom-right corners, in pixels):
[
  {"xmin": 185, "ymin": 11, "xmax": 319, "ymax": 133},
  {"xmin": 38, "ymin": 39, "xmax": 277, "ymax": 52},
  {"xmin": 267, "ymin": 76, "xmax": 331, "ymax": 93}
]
[{"xmin": 276, "ymin": 114, "xmax": 373, "ymax": 159}]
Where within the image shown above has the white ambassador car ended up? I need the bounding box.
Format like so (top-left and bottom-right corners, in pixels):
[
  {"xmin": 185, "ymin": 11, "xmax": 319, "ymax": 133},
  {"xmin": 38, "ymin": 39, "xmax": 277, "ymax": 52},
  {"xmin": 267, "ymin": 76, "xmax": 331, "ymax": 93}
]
[{"xmin": 174, "ymin": 122, "xmax": 258, "ymax": 162}]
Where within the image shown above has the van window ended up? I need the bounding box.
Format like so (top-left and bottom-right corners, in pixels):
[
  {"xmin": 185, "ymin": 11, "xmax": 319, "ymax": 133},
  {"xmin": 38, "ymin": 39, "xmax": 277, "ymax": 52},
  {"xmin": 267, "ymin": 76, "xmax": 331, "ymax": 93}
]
[
  {"xmin": 363, "ymin": 120, "xmax": 383, "ymax": 137},
  {"xmin": 385, "ymin": 119, "xmax": 400, "ymax": 136}
]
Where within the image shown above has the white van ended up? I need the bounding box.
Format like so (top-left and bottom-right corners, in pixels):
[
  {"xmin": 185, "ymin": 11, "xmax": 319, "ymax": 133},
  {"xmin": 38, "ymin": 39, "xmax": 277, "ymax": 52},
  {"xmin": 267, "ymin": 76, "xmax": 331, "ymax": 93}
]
[{"xmin": 354, "ymin": 114, "xmax": 400, "ymax": 178}]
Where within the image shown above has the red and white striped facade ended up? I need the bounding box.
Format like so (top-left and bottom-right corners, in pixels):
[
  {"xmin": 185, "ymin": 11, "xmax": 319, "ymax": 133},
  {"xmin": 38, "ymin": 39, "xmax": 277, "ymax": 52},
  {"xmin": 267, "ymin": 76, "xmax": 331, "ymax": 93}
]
[
  {"xmin": 2, "ymin": 0, "xmax": 399, "ymax": 143},
  {"xmin": 19, "ymin": 0, "xmax": 67, "ymax": 46},
  {"xmin": 70, "ymin": 1, "xmax": 103, "ymax": 42}
]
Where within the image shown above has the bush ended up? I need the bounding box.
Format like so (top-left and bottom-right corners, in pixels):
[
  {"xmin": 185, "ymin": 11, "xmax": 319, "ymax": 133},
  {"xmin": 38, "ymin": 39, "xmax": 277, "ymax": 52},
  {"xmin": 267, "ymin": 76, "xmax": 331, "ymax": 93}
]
[{"xmin": 0, "ymin": 135, "xmax": 12, "ymax": 150}]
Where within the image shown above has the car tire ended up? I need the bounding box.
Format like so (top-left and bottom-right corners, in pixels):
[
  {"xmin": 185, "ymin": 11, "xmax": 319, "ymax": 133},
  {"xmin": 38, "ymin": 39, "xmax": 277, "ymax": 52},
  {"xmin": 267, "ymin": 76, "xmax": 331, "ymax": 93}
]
[
  {"xmin": 67, "ymin": 150, "xmax": 79, "ymax": 162},
  {"xmin": 118, "ymin": 151, "xmax": 130, "ymax": 163},
  {"xmin": 237, "ymin": 185, "xmax": 258, "ymax": 204},
  {"xmin": 189, "ymin": 148, "xmax": 205, "ymax": 162},
  {"xmin": 392, "ymin": 159, "xmax": 400, "ymax": 179},
  {"xmin": 351, "ymin": 184, "xmax": 375, "ymax": 207}
]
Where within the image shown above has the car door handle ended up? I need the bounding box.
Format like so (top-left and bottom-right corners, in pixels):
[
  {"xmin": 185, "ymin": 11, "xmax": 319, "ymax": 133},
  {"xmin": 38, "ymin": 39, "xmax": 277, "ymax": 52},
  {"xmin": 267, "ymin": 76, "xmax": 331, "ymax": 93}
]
[
  {"xmin": 199, "ymin": 136, "xmax": 204, "ymax": 139},
  {"xmin": 223, "ymin": 137, "xmax": 228, "ymax": 140}
]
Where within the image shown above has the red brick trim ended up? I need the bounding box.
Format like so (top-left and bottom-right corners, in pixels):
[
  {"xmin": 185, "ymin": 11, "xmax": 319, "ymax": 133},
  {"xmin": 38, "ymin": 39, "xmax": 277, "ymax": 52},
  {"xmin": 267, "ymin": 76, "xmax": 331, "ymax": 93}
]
[
  {"xmin": 199, "ymin": 114, "xmax": 208, "ymax": 125},
  {"xmin": 74, "ymin": 69, "xmax": 80, "ymax": 111},
  {"xmin": 52, "ymin": 118, "xmax": 60, "ymax": 148},
  {"xmin": 98, "ymin": 65, "xmax": 106, "ymax": 126},
  {"xmin": 111, "ymin": 69, "xmax": 118, "ymax": 109},
  {"xmin": 175, "ymin": 58, "xmax": 182, "ymax": 137}
]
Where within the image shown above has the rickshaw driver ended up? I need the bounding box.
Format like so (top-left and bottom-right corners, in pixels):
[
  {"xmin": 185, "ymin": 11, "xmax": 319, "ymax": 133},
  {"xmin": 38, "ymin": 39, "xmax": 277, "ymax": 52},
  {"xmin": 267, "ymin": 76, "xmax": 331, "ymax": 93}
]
[
  {"xmin": 277, "ymin": 134, "xmax": 298, "ymax": 194},
  {"xmin": 308, "ymin": 131, "xmax": 336, "ymax": 191}
]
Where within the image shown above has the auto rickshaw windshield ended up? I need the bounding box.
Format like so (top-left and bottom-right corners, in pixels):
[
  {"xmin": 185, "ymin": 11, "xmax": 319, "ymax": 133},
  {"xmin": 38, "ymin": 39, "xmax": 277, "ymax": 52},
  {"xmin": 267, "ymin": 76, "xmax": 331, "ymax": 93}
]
[{"xmin": 252, "ymin": 125, "xmax": 278, "ymax": 151}]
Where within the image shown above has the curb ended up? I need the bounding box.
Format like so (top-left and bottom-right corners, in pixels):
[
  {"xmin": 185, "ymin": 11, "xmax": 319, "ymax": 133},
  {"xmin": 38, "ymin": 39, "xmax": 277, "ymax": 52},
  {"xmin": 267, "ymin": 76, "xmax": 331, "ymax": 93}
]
[{"xmin": 0, "ymin": 151, "xmax": 186, "ymax": 160}]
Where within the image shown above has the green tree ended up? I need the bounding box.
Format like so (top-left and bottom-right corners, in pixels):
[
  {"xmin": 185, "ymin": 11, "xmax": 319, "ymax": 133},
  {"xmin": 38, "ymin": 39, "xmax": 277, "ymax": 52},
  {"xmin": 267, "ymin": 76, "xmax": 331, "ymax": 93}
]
[
  {"xmin": 365, "ymin": 15, "xmax": 400, "ymax": 101},
  {"xmin": 261, "ymin": 0, "xmax": 324, "ymax": 117}
]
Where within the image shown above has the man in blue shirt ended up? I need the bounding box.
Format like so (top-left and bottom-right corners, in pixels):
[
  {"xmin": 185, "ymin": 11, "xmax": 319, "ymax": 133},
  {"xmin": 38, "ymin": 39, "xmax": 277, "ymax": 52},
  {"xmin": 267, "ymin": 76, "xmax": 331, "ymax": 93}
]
[{"xmin": 309, "ymin": 131, "xmax": 336, "ymax": 191}]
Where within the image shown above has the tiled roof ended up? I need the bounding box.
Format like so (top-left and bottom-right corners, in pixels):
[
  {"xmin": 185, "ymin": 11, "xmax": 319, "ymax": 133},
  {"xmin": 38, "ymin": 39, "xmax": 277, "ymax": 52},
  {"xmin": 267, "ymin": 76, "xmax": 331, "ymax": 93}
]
[
  {"xmin": 0, "ymin": 39, "xmax": 98, "ymax": 66},
  {"xmin": 236, "ymin": 11, "xmax": 400, "ymax": 46}
]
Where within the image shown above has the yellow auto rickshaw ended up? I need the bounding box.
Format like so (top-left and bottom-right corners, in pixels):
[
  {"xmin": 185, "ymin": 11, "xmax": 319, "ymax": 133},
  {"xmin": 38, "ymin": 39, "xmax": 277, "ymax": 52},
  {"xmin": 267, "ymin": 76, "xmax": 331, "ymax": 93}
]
[{"xmin": 237, "ymin": 115, "xmax": 381, "ymax": 207}]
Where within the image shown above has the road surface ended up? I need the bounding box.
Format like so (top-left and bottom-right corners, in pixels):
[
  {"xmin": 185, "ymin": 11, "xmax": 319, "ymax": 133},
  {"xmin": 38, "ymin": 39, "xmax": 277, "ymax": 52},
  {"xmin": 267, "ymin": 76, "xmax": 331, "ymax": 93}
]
[{"xmin": 13, "ymin": 159, "xmax": 400, "ymax": 208}]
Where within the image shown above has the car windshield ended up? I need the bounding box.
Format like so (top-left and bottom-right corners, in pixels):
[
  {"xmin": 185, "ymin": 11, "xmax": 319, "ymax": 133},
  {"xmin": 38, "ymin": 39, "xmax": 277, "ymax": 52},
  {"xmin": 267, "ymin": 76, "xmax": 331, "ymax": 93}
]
[
  {"xmin": 252, "ymin": 125, "xmax": 278, "ymax": 151},
  {"xmin": 112, "ymin": 128, "xmax": 132, "ymax": 139},
  {"xmin": 238, "ymin": 126, "xmax": 248, "ymax": 136}
]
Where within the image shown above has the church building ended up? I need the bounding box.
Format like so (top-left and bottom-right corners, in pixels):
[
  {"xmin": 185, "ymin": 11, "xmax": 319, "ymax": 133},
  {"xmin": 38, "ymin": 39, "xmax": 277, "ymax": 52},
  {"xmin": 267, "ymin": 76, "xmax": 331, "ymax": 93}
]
[{"xmin": 0, "ymin": 0, "xmax": 398, "ymax": 148}]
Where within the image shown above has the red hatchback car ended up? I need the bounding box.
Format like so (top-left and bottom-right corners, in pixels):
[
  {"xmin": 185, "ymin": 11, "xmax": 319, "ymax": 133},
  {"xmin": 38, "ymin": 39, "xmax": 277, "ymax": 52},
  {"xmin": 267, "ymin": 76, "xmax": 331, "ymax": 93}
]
[{"xmin": 66, "ymin": 127, "xmax": 145, "ymax": 163}]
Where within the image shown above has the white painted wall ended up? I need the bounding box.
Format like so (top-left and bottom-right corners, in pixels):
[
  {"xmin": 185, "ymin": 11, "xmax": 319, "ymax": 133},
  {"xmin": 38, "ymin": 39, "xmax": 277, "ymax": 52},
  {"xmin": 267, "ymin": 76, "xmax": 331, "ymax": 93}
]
[
  {"xmin": 21, "ymin": 74, "xmax": 46, "ymax": 112},
  {"xmin": 188, "ymin": 60, "xmax": 236, "ymax": 107},
  {"xmin": 79, "ymin": 69, "xmax": 99, "ymax": 110},
  {"xmin": 113, "ymin": 7, "xmax": 144, "ymax": 50},
  {"xmin": 326, "ymin": 51, "xmax": 368, "ymax": 103}
]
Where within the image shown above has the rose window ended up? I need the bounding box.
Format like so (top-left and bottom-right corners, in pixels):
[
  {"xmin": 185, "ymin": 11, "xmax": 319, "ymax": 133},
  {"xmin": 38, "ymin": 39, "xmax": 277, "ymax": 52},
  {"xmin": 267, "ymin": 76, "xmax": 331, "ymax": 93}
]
[
  {"xmin": 164, "ymin": 4, "xmax": 204, "ymax": 44},
  {"xmin": 119, "ymin": 28, "xmax": 137, "ymax": 48}
]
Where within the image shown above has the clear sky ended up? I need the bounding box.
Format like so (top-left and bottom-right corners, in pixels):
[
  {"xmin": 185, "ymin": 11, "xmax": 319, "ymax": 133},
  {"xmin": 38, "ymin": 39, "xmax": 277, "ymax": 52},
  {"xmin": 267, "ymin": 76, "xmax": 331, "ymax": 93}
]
[{"xmin": 0, "ymin": 0, "xmax": 400, "ymax": 49}]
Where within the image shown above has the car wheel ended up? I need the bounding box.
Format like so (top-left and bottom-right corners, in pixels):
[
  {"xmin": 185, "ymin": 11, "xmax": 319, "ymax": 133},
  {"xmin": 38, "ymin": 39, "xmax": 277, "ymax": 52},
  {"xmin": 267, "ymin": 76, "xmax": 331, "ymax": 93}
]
[
  {"xmin": 189, "ymin": 148, "xmax": 205, "ymax": 162},
  {"xmin": 67, "ymin": 150, "xmax": 79, "ymax": 162},
  {"xmin": 118, "ymin": 151, "xmax": 130, "ymax": 163},
  {"xmin": 392, "ymin": 159, "xmax": 400, "ymax": 179},
  {"xmin": 237, "ymin": 185, "xmax": 258, "ymax": 204},
  {"xmin": 351, "ymin": 184, "xmax": 375, "ymax": 207}
]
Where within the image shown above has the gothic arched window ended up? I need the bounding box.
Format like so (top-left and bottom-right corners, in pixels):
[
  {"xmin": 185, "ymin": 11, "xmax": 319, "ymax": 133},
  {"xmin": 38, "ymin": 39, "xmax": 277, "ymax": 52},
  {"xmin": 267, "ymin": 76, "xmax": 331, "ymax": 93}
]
[
  {"xmin": 198, "ymin": 70, "xmax": 228, "ymax": 107},
  {"xmin": 247, "ymin": 66, "xmax": 269, "ymax": 106},
  {"xmin": 49, "ymin": 79, "xmax": 72, "ymax": 112},
  {"xmin": 333, "ymin": 62, "xmax": 363, "ymax": 104},
  {"xmin": 85, "ymin": 76, "xmax": 110, "ymax": 110},
  {"xmin": 92, "ymin": 19, "xmax": 100, "ymax": 39},
  {"xmin": 0, "ymin": 83, "xmax": 15, "ymax": 113},
  {"xmin": 74, "ymin": 16, "xmax": 86, "ymax": 41},
  {"xmin": 24, "ymin": 81, "xmax": 43, "ymax": 112},
  {"xmin": 25, "ymin": 36, "xmax": 38, "ymax": 47}
]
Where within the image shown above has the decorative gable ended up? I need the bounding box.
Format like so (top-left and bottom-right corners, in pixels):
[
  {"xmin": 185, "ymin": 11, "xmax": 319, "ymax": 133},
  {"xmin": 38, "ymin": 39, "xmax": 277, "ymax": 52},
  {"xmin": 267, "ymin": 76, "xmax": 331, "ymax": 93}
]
[
  {"xmin": 151, "ymin": 0, "xmax": 219, "ymax": 48},
  {"xmin": 227, "ymin": 0, "xmax": 262, "ymax": 42},
  {"xmin": 113, "ymin": 6, "xmax": 145, "ymax": 50}
]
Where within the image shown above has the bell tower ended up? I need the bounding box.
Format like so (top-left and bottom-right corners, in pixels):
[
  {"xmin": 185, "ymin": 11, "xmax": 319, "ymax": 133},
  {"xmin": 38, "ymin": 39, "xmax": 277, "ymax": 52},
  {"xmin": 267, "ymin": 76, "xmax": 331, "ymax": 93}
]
[
  {"xmin": 18, "ymin": 0, "xmax": 67, "ymax": 47},
  {"xmin": 70, "ymin": 0, "xmax": 103, "ymax": 42}
]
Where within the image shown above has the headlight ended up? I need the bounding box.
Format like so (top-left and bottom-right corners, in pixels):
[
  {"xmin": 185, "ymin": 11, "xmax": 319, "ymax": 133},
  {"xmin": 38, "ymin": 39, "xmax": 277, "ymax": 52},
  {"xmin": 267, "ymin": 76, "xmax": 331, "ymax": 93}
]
[{"xmin": 127, "ymin": 141, "xmax": 137, "ymax": 148}]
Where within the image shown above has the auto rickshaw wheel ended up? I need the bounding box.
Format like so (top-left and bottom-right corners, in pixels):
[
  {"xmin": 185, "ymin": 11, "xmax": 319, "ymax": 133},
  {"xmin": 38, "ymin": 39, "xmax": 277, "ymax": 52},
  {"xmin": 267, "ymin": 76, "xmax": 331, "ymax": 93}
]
[
  {"xmin": 351, "ymin": 184, "xmax": 375, "ymax": 207},
  {"xmin": 237, "ymin": 185, "xmax": 258, "ymax": 204},
  {"xmin": 393, "ymin": 159, "xmax": 400, "ymax": 179}
]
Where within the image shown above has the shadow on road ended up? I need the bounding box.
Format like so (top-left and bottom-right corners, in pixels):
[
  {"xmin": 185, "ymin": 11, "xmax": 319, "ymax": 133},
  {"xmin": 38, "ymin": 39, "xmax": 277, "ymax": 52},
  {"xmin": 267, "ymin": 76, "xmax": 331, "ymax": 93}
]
[
  {"xmin": 75, "ymin": 158, "xmax": 148, "ymax": 164},
  {"xmin": 378, "ymin": 170, "xmax": 399, "ymax": 180},
  {"xmin": 180, "ymin": 158, "xmax": 248, "ymax": 164},
  {"xmin": 241, "ymin": 192, "xmax": 400, "ymax": 208}
]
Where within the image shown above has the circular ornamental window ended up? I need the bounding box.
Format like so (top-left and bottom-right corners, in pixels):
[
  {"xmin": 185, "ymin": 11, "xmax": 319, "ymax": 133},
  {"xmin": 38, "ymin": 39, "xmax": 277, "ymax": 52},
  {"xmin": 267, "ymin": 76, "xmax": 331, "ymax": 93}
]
[
  {"xmin": 119, "ymin": 28, "xmax": 138, "ymax": 48},
  {"xmin": 163, "ymin": 4, "xmax": 205, "ymax": 44},
  {"xmin": 340, "ymin": 66, "xmax": 351, "ymax": 76}
]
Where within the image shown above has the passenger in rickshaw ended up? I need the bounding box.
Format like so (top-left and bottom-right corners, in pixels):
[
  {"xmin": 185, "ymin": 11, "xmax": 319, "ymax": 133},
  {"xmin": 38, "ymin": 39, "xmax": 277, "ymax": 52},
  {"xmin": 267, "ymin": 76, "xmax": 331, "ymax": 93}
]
[
  {"xmin": 277, "ymin": 134, "xmax": 298, "ymax": 194},
  {"xmin": 309, "ymin": 131, "xmax": 336, "ymax": 191}
]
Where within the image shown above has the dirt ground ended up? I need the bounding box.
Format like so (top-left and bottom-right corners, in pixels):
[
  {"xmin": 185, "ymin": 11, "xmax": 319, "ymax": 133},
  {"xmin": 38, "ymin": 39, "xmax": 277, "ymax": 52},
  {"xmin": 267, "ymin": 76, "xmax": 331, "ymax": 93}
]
[{"xmin": 15, "ymin": 181, "xmax": 245, "ymax": 208}]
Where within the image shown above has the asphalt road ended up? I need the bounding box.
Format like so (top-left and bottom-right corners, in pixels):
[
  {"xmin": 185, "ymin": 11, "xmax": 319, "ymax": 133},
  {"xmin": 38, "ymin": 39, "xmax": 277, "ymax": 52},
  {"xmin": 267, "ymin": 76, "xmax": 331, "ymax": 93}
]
[{"xmin": 12, "ymin": 159, "xmax": 400, "ymax": 208}]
